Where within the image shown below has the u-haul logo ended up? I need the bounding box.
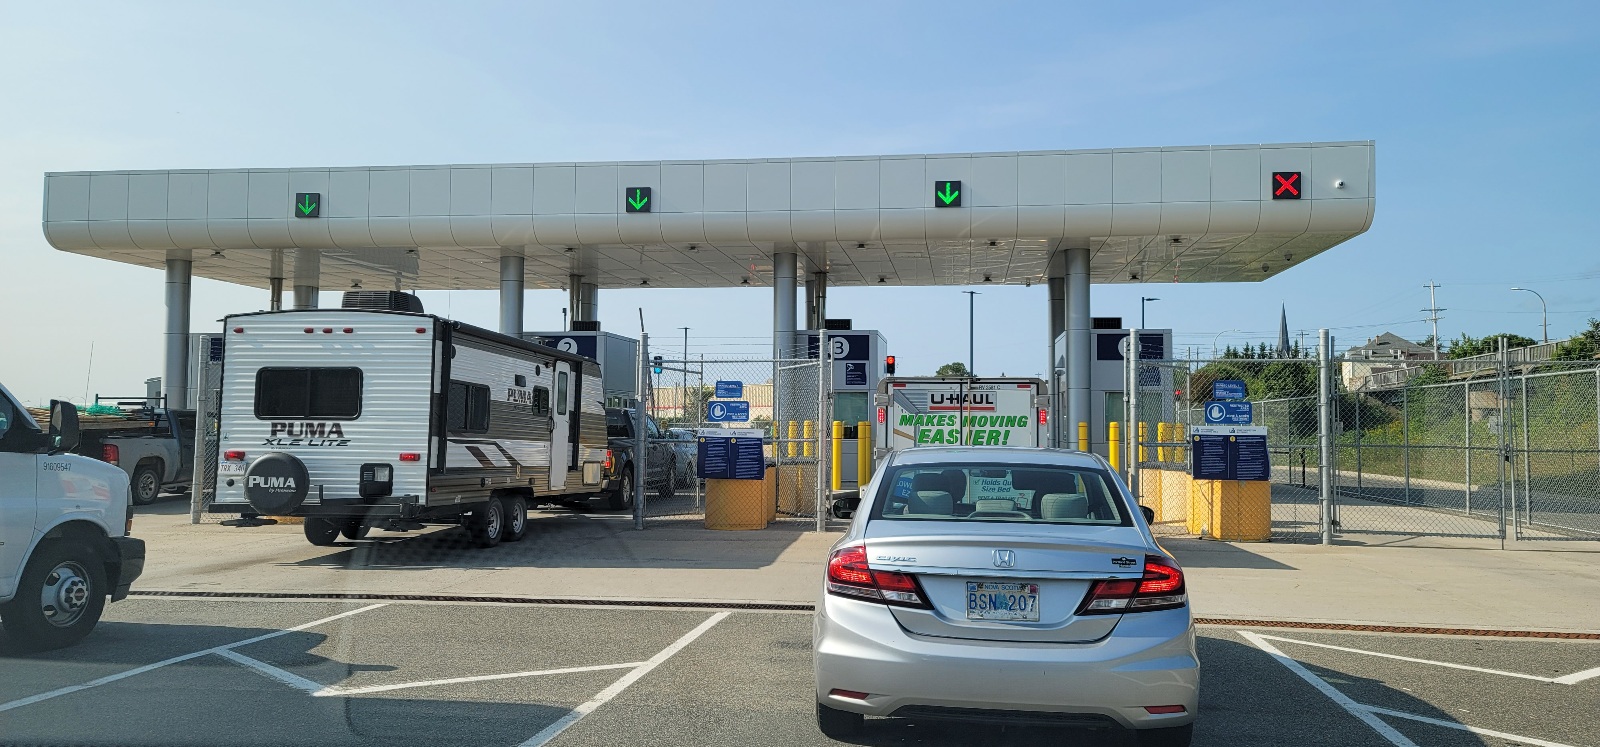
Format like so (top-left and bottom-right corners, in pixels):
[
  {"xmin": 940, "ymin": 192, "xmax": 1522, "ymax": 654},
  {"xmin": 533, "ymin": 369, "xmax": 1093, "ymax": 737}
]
[
  {"xmin": 928, "ymin": 392, "xmax": 997, "ymax": 411},
  {"xmin": 247, "ymin": 476, "xmax": 297, "ymax": 489},
  {"xmin": 264, "ymin": 422, "xmax": 351, "ymax": 447}
]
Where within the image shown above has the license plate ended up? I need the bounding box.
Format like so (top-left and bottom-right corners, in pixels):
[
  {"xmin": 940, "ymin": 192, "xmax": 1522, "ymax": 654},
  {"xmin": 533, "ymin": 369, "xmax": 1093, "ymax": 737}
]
[
  {"xmin": 218, "ymin": 462, "xmax": 245, "ymax": 475},
  {"xmin": 966, "ymin": 581, "xmax": 1041, "ymax": 622}
]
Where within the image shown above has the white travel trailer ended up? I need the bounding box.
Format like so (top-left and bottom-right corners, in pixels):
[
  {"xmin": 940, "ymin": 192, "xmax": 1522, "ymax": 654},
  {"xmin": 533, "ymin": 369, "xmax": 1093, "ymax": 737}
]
[{"xmin": 205, "ymin": 293, "xmax": 611, "ymax": 548}]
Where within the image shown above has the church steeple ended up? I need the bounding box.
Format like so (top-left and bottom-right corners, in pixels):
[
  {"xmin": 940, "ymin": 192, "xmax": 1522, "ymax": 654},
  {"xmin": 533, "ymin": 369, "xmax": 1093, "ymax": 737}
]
[{"xmin": 1277, "ymin": 304, "xmax": 1291, "ymax": 357}]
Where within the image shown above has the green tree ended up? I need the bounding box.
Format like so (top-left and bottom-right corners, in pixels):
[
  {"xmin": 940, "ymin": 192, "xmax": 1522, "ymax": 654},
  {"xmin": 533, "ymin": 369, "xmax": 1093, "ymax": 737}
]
[
  {"xmin": 935, "ymin": 362, "xmax": 972, "ymax": 377},
  {"xmin": 1552, "ymin": 318, "xmax": 1600, "ymax": 361},
  {"xmin": 1446, "ymin": 332, "xmax": 1537, "ymax": 359}
]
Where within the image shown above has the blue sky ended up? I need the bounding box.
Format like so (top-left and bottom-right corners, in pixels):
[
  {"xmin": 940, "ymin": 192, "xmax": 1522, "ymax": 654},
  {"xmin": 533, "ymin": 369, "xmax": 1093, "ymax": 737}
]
[{"xmin": 3, "ymin": 1, "xmax": 1597, "ymax": 403}]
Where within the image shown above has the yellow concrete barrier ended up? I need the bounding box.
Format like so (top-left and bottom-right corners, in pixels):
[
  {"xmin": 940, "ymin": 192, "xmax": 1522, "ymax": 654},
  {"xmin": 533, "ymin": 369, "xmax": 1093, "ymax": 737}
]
[
  {"xmin": 1137, "ymin": 422, "xmax": 1148, "ymax": 463},
  {"xmin": 831, "ymin": 420, "xmax": 844, "ymax": 492},
  {"xmin": 1077, "ymin": 421, "xmax": 1089, "ymax": 452},
  {"xmin": 1174, "ymin": 423, "xmax": 1186, "ymax": 462},
  {"xmin": 1157, "ymin": 422, "xmax": 1170, "ymax": 462},
  {"xmin": 1188, "ymin": 479, "xmax": 1271, "ymax": 541},
  {"xmin": 857, "ymin": 420, "xmax": 871, "ymax": 486},
  {"xmin": 705, "ymin": 467, "xmax": 775, "ymax": 530},
  {"xmin": 802, "ymin": 421, "xmax": 814, "ymax": 458},
  {"xmin": 1108, "ymin": 421, "xmax": 1121, "ymax": 472},
  {"xmin": 786, "ymin": 420, "xmax": 798, "ymax": 458}
]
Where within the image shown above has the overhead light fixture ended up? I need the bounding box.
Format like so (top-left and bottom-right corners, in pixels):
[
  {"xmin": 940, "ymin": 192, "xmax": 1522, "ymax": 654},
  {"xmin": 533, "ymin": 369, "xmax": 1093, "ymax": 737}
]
[
  {"xmin": 565, "ymin": 247, "xmax": 576, "ymax": 253},
  {"xmin": 688, "ymin": 244, "xmax": 698, "ymax": 251},
  {"xmin": 1024, "ymin": 280, "xmax": 1032, "ymax": 288},
  {"xmin": 640, "ymin": 279, "xmax": 650, "ymax": 286},
  {"xmin": 210, "ymin": 250, "xmax": 225, "ymax": 259},
  {"xmin": 856, "ymin": 243, "xmax": 865, "ymax": 249},
  {"xmin": 351, "ymin": 279, "xmax": 362, "ymax": 289},
  {"xmin": 983, "ymin": 274, "xmax": 992, "ymax": 282},
  {"xmin": 741, "ymin": 277, "xmax": 750, "ymax": 286},
  {"xmin": 988, "ymin": 240, "xmax": 997, "ymax": 247},
  {"xmin": 1130, "ymin": 272, "xmax": 1140, "ymax": 281},
  {"xmin": 878, "ymin": 276, "xmax": 887, "ymax": 284}
]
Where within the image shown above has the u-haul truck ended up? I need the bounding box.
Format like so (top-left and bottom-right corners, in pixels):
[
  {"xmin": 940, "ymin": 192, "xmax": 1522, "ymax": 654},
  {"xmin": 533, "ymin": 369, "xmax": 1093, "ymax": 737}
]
[{"xmin": 872, "ymin": 377, "xmax": 1049, "ymax": 457}]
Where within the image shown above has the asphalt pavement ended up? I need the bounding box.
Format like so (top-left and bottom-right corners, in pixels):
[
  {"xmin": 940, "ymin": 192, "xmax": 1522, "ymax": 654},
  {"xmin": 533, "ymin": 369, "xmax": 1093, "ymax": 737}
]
[{"xmin": 3, "ymin": 597, "xmax": 1596, "ymax": 747}]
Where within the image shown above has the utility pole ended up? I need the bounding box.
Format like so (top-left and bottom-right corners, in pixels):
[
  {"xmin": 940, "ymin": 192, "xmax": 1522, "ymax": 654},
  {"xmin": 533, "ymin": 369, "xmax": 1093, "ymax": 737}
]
[
  {"xmin": 1423, "ymin": 281, "xmax": 1445, "ymax": 359},
  {"xmin": 679, "ymin": 326, "xmax": 690, "ymax": 420},
  {"xmin": 963, "ymin": 291, "xmax": 979, "ymax": 375}
]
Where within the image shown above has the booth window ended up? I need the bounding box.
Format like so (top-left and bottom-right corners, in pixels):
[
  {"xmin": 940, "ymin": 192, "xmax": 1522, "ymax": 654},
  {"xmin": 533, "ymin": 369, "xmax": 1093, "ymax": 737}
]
[
  {"xmin": 833, "ymin": 392, "xmax": 869, "ymax": 439},
  {"xmin": 447, "ymin": 380, "xmax": 491, "ymax": 433},
  {"xmin": 255, "ymin": 368, "xmax": 363, "ymax": 419}
]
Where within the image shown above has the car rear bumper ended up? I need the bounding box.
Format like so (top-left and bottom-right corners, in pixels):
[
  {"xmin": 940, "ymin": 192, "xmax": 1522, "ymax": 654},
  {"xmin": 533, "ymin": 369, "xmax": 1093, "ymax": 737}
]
[{"xmin": 813, "ymin": 593, "xmax": 1198, "ymax": 730}]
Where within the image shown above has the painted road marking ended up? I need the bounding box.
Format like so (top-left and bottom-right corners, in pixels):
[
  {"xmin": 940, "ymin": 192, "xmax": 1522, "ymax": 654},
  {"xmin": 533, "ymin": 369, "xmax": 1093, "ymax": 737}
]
[
  {"xmin": 1238, "ymin": 631, "xmax": 1421, "ymax": 747},
  {"xmin": 517, "ymin": 611, "xmax": 731, "ymax": 747},
  {"xmin": 1253, "ymin": 633, "xmax": 1566, "ymax": 683},
  {"xmin": 1360, "ymin": 705, "xmax": 1580, "ymax": 747},
  {"xmin": 315, "ymin": 663, "xmax": 646, "ymax": 697},
  {"xmin": 0, "ymin": 604, "xmax": 386, "ymax": 714}
]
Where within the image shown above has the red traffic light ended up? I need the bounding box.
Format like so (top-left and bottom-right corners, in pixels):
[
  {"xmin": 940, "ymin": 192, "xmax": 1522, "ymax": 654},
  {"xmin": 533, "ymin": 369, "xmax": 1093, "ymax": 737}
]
[{"xmin": 885, "ymin": 355, "xmax": 896, "ymax": 375}]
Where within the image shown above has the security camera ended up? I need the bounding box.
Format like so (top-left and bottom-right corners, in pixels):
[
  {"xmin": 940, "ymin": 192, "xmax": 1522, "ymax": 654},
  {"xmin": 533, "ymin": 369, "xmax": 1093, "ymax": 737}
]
[
  {"xmin": 1334, "ymin": 179, "xmax": 1345, "ymax": 189},
  {"xmin": 1261, "ymin": 263, "xmax": 1270, "ymax": 273},
  {"xmin": 1283, "ymin": 252, "xmax": 1293, "ymax": 262}
]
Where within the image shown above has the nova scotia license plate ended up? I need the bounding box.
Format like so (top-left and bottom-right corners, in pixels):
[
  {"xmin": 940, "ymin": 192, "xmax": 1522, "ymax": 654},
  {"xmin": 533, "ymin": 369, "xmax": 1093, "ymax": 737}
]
[{"xmin": 966, "ymin": 581, "xmax": 1040, "ymax": 622}]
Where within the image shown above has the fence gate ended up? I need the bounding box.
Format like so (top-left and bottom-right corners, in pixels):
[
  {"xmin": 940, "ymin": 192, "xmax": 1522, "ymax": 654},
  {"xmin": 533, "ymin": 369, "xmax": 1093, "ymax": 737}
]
[{"xmin": 640, "ymin": 354, "xmax": 825, "ymax": 527}]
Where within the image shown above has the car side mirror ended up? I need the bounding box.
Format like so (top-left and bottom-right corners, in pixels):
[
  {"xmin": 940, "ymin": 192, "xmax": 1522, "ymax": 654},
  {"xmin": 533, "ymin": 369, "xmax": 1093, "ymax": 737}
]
[
  {"xmin": 49, "ymin": 400, "xmax": 81, "ymax": 454},
  {"xmin": 1139, "ymin": 505, "xmax": 1155, "ymax": 525}
]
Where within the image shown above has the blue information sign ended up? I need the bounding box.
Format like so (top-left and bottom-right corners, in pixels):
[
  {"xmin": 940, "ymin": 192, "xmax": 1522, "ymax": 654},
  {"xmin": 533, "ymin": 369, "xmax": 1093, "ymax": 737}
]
[
  {"xmin": 697, "ymin": 429, "xmax": 767, "ymax": 480},
  {"xmin": 714, "ymin": 380, "xmax": 743, "ymax": 398},
  {"xmin": 1203, "ymin": 401, "xmax": 1254, "ymax": 425},
  {"xmin": 1212, "ymin": 380, "xmax": 1247, "ymax": 400},
  {"xmin": 1189, "ymin": 426, "xmax": 1270, "ymax": 481},
  {"xmin": 706, "ymin": 400, "xmax": 751, "ymax": 422}
]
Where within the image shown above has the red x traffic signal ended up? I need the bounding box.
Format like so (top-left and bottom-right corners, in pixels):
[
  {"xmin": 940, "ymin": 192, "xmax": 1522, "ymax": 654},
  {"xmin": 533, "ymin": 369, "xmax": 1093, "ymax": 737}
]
[{"xmin": 1272, "ymin": 172, "xmax": 1302, "ymax": 200}]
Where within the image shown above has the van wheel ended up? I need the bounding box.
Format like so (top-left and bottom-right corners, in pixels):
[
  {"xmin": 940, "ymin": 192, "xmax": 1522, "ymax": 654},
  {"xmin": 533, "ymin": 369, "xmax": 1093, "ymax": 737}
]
[
  {"xmin": 304, "ymin": 518, "xmax": 341, "ymax": 546},
  {"xmin": 340, "ymin": 521, "xmax": 370, "ymax": 541},
  {"xmin": 466, "ymin": 499, "xmax": 504, "ymax": 548},
  {"xmin": 607, "ymin": 470, "xmax": 635, "ymax": 512},
  {"xmin": 502, "ymin": 496, "xmax": 529, "ymax": 542},
  {"xmin": 0, "ymin": 541, "xmax": 108, "ymax": 651},
  {"xmin": 131, "ymin": 463, "xmax": 163, "ymax": 505},
  {"xmin": 816, "ymin": 703, "xmax": 863, "ymax": 739}
]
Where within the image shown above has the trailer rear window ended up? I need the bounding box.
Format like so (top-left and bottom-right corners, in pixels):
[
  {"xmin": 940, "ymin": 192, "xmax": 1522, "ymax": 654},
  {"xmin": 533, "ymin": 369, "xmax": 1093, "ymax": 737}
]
[{"xmin": 255, "ymin": 368, "xmax": 363, "ymax": 420}]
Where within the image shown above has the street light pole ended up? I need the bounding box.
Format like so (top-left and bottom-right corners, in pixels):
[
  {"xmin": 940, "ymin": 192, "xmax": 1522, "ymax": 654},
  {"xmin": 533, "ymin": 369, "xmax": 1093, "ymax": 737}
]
[
  {"xmin": 1212, "ymin": 329, "xmax": 1239, "ymax": 358},
  {"xmin": 1510, "ymin": 287, "xmax": 1548, "ymax": 343},
  {"xmin": 963, "ymin": 291, "xmax": 979, "ymax": 375},
  {"xmin": 1140, "ymin": 297, "xmax": 1160, "ymax": 329},
  {"xmin": 679, "ymin": 326, "xmax": 690, "ymax": 419}
]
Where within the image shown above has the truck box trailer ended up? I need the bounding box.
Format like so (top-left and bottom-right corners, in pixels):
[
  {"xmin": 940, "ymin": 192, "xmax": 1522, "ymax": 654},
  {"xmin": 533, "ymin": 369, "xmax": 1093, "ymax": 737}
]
[
  {"xmin": 204, "ymin": 294, "xmax": 610, "ymax": 548},
  {"xmin": 873, "ymin": 377, "xmax": 1050, "ymax": 456}
]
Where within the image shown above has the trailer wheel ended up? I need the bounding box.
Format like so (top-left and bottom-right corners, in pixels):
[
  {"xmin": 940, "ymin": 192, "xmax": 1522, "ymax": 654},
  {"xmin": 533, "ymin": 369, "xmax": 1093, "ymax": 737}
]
[
  {"xmin": 465, "ymin": 499, "xmax": 504, "ymax": 548},
  {"xmin": 339, "ymin": 521, "xmax": 370, "ymax": 541},
  {"xmin": 607, "ymin": 470, "xmax": 634, "ymax": 512},
  {"xmin": 502, "ymin": 496, "xmax": 529, "ymax": 542},
  {"xmin": 0, "ymin": 541, "xmax": 108, "ymax": 651},
  {"xmin": 131, "ymin": 462, "xmax": 163, "ymax": 505},
  {"xmin": 304, "ymin": 518, "xmax": 341, "ymax": 546}
]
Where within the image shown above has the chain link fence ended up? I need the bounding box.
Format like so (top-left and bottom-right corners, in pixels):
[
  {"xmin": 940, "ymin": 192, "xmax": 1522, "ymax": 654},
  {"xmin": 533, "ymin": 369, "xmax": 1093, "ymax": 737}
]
[
  {"xmin": 1126, "ymin": 345, "xmax": 1600, "ymax": 544},
  {"xmin": 639, "ymin": 353, "xmax": 825, "ymax": 527}
]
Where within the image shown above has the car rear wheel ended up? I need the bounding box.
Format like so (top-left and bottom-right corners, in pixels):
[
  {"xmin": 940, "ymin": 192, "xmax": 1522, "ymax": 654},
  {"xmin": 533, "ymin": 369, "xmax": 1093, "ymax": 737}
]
[
  {"xmin": 466, "ymin": 499, "xmax": 504, "ymax": 548},
  {"xmin": 657, "ymin": 467, "xmax": 676, "ymax": 501},
  {"xmin": 607, "ymin": 470, "xmax": 634, "ymax": 512},
  {"xmin": 502, "ymin": 495, "xmax": 529, "ymax": 542},
  {"xmin": 304, "ymin": 518, "xmax": 340, "ymax": 546},
  {"xmin": 0, "ymin": 541, "xmax": 108, "ymax": 650},
  {"xmin": 131, "ymin": 463, "xmax": 163, "ymax": 505},
  {"xmin": 815, "ymin": 703, "xmax": 863, "ymax": 739},
  {"xmin": 1135, "ymin": 723, "xmax": 1193, "ymax": 747}
]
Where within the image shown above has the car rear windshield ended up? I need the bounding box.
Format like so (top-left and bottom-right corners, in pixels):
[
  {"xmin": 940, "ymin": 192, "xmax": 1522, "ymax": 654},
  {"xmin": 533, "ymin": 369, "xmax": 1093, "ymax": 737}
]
[
  {"xmin": 870, "ymin": 464, "xmax": 1132, "ymax": 526},
  {"xmin": 255, "ymin": 368, "xmax": 363, "ymax": 419}
]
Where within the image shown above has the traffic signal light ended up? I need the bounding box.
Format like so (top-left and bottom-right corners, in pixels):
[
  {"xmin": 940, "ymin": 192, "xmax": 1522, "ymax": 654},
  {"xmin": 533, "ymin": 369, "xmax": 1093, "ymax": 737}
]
[
  {"xmin": 885, "ymin": 355, "xmax": 896, "ymax": 375},
  {"xmin": 651, "ymin": 355, "xmax": 663, "ymax": 374}
]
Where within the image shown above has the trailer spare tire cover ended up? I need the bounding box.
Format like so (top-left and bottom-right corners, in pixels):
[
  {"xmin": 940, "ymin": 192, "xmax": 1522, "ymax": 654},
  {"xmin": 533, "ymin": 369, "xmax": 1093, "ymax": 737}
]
[{"xmin": 244, "ymin": 452, "xmax": 310, "ymax": 515}]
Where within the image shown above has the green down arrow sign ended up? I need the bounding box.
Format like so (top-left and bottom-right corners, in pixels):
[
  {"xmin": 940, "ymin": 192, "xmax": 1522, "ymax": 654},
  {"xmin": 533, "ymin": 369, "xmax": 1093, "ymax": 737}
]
[
  {"xmin": 625, "ymin": 187, "xmax": 652, "ymax": 213},
  {"xmin": 935, "ymin": 181, "xmax": 961, "ymax": 207},
  {"xmin": 294, "ymin": 192, "xmax": 321, "ymax": 218}
]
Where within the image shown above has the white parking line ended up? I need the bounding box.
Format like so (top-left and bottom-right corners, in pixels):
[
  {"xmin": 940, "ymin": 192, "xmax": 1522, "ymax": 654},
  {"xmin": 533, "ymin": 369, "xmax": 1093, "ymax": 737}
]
[
  {"xmin": 0, "ymin": 604, "xmax": 386, "ymax": 714},
  {"xmin": 315, "ymin": 663, "xmax": 646, "ymax": 697},
  {"xmin": 216, "ymin": 649, "xmax": 325, "ymax": 694},
  {"xmin": 1360, "ymin": 705, "xmax": 1581, "ymax": 747},
  {"xmin": 1552, "ymin": 665, "xmax": 1600, "ymax": 685},
  {"xmin": 517, "ymin": 611, "xmax": 731, "ymax": 747},
  {"xmin": 1238, "ymin": 631, "xmax": 1421, "ymax": 747},
  {"xmin": 1252, "ymin": 633, "xmax": 1560, "ymax": 683}
]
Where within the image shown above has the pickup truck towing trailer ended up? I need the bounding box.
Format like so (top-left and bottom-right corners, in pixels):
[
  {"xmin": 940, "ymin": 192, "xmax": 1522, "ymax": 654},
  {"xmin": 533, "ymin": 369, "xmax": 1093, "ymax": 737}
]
[
  {"xmin": 1, "ymin": 383, "xmax": 145, "ymax": 650},
  {"xmin": 873, "ymin": 377, "xmax": 1050, "ymax": 456},
  {"xmin": 205, "ymin": 296, "xmax": 610, "ymax": 548}
]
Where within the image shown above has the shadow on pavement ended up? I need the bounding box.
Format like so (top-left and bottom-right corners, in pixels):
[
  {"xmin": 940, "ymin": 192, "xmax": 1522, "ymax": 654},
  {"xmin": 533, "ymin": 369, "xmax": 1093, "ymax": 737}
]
[
  {"xmin": 280, "ymin": 510, "xmax": 815, "ymax": 572},
  {"xmin": 133, "ymin": 493, "xmax": 193, "ymax": 516},
  {"xmin": 1161, "ymin": 538, "xmax": 1296, "ymax": 570}
]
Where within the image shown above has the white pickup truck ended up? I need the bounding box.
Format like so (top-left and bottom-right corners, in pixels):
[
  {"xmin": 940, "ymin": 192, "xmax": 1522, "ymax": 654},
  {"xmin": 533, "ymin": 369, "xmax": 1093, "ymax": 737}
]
[{"xmin": 0, "ymin": 382, "xmax": 145, "ymax": 650}]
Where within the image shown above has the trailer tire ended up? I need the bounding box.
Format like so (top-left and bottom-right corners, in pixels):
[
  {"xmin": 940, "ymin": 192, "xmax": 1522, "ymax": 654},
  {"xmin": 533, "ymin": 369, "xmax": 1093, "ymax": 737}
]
[
  {"xmin": 131, "ymin": 462, "xmax": 163, "ymax": 505},
  {"xmin": 339, "ymin": 521, "xmax": 370, "ymax": 541},
  {"xmin": 502, "ymin": 495, "xmax": 529, "ymax": 542},
  {"xmin": 607, "ymin": 470, "xmax": 634, "ymax": 512},
  {"xmin": 304, "ymin": 518, "xmax": 341, "ymax": 546},
  {"xmin": 465, "ymin": 499, "xmax": 504, "ymax": 548},
  {"xmin": 0, "ymin": 540, "xmax": 108, "ymax": 651}
]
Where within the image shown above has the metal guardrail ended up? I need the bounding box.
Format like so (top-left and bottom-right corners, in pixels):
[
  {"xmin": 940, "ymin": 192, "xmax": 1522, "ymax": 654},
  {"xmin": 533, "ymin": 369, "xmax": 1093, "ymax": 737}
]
[{"xmin": 1357, "ymin": 339, "xmax": 1577, "ymax": 391}]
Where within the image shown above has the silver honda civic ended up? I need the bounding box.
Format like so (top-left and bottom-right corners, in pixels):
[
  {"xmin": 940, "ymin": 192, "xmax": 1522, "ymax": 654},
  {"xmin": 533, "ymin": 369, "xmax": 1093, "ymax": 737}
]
[{"xmin": 813, "ymin": 446, "xmax": 1198, "ymax": 746}]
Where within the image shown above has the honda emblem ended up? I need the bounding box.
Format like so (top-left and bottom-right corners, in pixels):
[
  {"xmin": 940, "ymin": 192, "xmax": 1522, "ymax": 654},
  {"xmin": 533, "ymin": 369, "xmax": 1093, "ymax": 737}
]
[{"xmin": 992, "ymin": 549, "xmax": 1016, "ymax": 569}]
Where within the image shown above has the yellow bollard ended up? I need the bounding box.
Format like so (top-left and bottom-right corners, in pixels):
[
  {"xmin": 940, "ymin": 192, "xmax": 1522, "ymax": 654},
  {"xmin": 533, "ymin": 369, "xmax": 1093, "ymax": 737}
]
[
  {"xmin": 831, "ymin": 421, "xmax": 844, "ymax": 492},
  {"xmin": 1108, "ymin": 421, "xmax": 1121, "ymax": 472},
  {"xmin": 1174, "ymin": 423, "xmax": 1186, "ymax": 462},
  {"xmin": 1137, "ymin": 422, "xmax": 1148, "ymax": 463},
  {"xmin": 1077, "ymin": 421, "xmax": 1089, "ymax": 452},
  {"xmin": 786, "ymin": 420, "xmax": 798, "ymax": 458},
  {"xmin": 857, "ymin": 420, "xmax": 871, "ymax": 487},
  {"xmin": 1157, "ymin": 422, "xmax": 1170, "ymax": 462},
  {"xmin": 802, "ymin": 420, "xmax": 814, "ymax": 457}
]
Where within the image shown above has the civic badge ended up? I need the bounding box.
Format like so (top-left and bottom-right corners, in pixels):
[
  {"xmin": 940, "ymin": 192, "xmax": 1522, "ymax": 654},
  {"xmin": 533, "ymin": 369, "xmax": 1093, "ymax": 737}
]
[
  {"xmin": 1111, "ymin": 556, "xmax": 1138, "ymax": 568},
  {"xmin": 992, "ymin": 549, "xmax": 1016, "ymax": 569}
]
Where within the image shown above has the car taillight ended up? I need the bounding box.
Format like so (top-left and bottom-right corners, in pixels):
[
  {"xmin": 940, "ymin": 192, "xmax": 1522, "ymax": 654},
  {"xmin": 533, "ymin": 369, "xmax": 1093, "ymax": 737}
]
[
  {"xmin": 1077, "ymin": 555, "xmax": 1187, "ymax": 614},
  {"xmin": 399, "ymin": 453, "xmax": 421, "ymax": 462},
  {"xmin": 604, "ymin": 449, "xmax": 614, "ymax": 471},
  {"xmin": 826, "ymin": 544, "xmax": 930, "ymax": 609},
  {"xmin": 224, "ymin": 450, "xmax": 245, "ymax": 461},
  {"xmin": 876, "ymin": 406, "xmax": 886, "ymax": 424},
  {"xmin": 1038, "ymin": 408, "xmax": 1048, "ymax": 425},
  {"xmin": 103, "ymin": 444, "xmax": 120, "ymax": 465}
]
